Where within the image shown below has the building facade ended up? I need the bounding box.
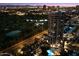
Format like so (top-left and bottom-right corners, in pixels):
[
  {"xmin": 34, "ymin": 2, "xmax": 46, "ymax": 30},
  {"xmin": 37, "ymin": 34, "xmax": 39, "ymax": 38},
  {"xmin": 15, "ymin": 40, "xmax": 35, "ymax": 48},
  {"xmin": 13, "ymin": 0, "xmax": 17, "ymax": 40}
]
[{"xmin": 48, "ymin": 11, "xmax": 65, "ymax": 44}]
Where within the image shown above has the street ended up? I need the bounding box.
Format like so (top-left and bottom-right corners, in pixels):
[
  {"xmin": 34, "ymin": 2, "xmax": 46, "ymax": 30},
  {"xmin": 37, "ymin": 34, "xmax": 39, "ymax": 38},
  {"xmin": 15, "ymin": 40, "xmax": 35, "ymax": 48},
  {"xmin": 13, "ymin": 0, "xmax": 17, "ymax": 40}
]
[{"xmin": 0, "ymin": 30, "xmax": 48, "ymax": 55}]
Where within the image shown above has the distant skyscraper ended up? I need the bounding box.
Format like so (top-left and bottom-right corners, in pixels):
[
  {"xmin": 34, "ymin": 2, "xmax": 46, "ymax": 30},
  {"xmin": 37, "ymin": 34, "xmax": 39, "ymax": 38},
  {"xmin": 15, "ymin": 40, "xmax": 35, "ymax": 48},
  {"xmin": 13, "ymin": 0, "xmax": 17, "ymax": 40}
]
[
  {"xmin": 43, "ymin": 5, "xmax": 46, "ymax": 11},
  {"xmin": 56, "ymin": 6, "xmax": 60, "ymax": 11},
  {"xmin": 76, "ymin": 5, "xmax": 79, "ymax": 11}
]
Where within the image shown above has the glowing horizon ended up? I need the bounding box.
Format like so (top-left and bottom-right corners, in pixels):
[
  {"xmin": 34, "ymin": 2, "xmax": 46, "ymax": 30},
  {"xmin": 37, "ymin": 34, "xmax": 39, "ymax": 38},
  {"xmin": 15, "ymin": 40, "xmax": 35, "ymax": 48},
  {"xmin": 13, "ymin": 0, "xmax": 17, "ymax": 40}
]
[{"xmin": 0, "ymin": 3, "xmax": 79, "ymax": 7}]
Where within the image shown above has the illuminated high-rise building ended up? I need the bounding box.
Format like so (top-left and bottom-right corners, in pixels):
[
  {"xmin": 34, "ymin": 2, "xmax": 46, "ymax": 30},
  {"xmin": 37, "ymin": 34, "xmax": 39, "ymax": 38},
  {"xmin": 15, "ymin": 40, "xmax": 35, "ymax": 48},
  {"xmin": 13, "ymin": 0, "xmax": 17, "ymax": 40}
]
[{"xmin": 48, "ymin": 11, "xmax": 65, "ymax": 44}]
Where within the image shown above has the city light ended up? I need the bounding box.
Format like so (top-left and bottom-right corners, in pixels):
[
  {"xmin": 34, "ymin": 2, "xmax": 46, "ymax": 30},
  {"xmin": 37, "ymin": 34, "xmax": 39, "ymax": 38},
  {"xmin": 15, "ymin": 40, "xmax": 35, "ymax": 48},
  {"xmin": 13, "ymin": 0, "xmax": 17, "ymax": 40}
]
[
  {"xmin": 0, "ymin": 3, "xmax": 79, "ymax": 56},
  {"xmin": 35, "ymin": 23, "xmax": 39, "ymax": 26},
  {"xmin": 44, "ymin": 19, "xmax": 48, "ymax": 21},
  {"xmin": 47, "ymin": 49, "xmax": 54, "ymax": 56},
  {"xmin": 50, "ymin": 44, "xmax": 56, "ymax": 48},
  {"xmin": 40, "ymin": 19, "xmax": 43, "ymax": 22},
  {"xmin": 17, "ymin": 49, "xmax": 23, "ymax": 54},
  {"xmin": 26, "ymin": 19, "xmax": 29, "ymax": 22},
  {"xmin": 17, "ymin": 49, "xmax": 22, "ymax": 53}
]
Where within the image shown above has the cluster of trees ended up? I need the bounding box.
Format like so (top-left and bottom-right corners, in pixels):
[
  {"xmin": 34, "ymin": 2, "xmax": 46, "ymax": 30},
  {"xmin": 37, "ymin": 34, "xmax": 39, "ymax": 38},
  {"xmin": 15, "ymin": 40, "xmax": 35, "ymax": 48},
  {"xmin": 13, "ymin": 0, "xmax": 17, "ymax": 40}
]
[{"xmin": 0, "ymin": 12, "xmax": 48, "ymax": 50}]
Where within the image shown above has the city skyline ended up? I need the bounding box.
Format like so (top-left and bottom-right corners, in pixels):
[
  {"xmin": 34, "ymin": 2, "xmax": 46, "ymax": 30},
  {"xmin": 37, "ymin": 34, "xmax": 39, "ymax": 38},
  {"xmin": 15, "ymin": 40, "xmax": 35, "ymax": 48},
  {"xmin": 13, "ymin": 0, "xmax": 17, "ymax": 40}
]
[{"xmin": 0, "ymin": 3, "xmax": 79, "ymax": 7}]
